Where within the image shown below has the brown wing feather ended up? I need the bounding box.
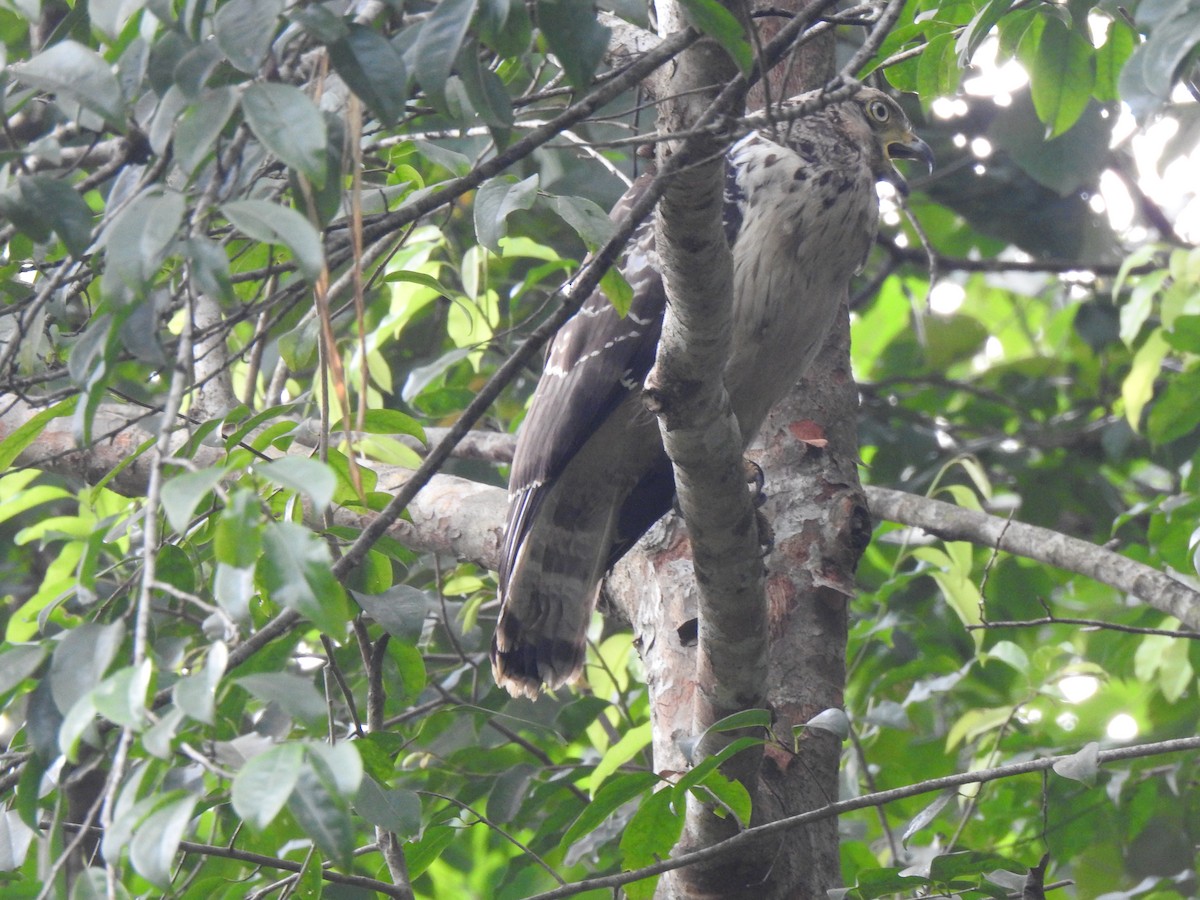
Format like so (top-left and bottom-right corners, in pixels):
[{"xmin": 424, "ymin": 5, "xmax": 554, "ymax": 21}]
[{"xmin": 493, "ymin": 176, "xmax": 669, "ymax": 697}]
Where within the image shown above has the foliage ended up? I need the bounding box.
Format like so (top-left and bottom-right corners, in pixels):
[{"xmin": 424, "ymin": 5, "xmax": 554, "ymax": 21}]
[{"xmin": 0, "ymin": 0, "xmax": 1197, "ymax": 898}]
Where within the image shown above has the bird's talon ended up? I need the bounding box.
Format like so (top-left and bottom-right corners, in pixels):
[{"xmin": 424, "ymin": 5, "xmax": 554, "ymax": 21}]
[
  {"xmin": 756, "ymin": 509, "xmax": 775, "ymax": 556},
  {"xmin": 744, "ymin": 458, "xmax": 767, "ymax": 508}
]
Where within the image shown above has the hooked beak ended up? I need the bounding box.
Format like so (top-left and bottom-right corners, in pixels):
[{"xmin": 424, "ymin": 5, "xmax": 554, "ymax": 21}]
[{"xmin": 885, "ymin": 134, "xmax": 934, "ymax": 195}]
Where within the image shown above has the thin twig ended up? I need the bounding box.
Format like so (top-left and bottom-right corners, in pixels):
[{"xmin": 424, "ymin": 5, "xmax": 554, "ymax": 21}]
[{"xmin": 523, "ymin": 736, "xmax": 1200, "ymax": 900}]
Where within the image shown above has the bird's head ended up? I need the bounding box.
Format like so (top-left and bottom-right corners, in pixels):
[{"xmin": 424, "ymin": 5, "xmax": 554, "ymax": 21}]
[{"xmin": 849, "ymin": 88, "xmax": 934, "ymax": 196}]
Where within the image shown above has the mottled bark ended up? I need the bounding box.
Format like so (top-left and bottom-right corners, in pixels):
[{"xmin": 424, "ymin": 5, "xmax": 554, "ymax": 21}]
[{"xmin": 642, "ymin": 1, "xmax": 778, "ymax": 893}]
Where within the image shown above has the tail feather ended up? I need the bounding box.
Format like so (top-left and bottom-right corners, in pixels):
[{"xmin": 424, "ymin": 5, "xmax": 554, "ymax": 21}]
[{"xmin": 491, "ymin": 481, "xmax": 616, "ymax": 698}]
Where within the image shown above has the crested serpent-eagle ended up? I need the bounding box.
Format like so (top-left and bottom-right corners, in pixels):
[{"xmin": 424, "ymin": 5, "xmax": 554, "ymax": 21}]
[{"xmin": 491, "ymin": 88, "xmax": 932, "ymax": 699}]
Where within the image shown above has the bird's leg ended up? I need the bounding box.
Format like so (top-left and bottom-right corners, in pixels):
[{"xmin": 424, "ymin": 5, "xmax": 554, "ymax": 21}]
[{"xmin": 744, "ymin": 459, "xmax": 775, "ymax": 556}]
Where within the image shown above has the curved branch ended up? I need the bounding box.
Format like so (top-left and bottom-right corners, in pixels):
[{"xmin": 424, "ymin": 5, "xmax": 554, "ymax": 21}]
[{"xmin": 866, "ymin": 485, "xmax": 1200, "ymax": 630}]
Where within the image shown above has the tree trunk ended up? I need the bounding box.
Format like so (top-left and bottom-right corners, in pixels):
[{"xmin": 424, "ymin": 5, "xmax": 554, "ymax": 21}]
[{"xmin": 612, "ymin": 2, "xmax": 864, "ymax": 895}]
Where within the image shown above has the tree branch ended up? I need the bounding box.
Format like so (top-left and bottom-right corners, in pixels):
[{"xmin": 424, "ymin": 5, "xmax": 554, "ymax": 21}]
[
  {"xmin": 868, "ymin": 486, "xmax": 1200, "ymax": 630},
  {"xmin": 646, "ymin": 0, "xmax": 767, "ymax": 868},
  {"xmin": 58, "ymin": 824, "xmax": 413, "ymax": 898},
  {"xmin": 522, "ymin": 736, "xmax": 1200, "ymax": 900}
]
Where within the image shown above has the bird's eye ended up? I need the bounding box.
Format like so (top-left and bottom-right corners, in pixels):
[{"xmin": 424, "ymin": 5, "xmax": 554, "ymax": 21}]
[{"xmin": 868, "ymin": 100, "xmax": 891, "ymax": 123}]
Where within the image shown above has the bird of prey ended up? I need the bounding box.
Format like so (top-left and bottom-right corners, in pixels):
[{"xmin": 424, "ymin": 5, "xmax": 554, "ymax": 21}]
[{"xmin": 491, "ymin": 88, "xmax": 932, "ymax": 699}]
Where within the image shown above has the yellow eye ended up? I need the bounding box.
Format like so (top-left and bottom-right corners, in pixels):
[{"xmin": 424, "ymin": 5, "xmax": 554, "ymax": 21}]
[{"xmin": 868, "ymin": 99, "xmax": 891, "ymax": 123}]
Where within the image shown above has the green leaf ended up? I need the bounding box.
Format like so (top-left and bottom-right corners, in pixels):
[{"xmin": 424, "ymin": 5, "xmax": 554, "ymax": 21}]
[
  {"xmin": 382, "ymin": 269, "xmax": 451, "ymax": 293},
  {"xmin": 916, "ymin": 32, "xmax": 959, "ymax": 107},
  {"xmin": 100, "ymin": 765, "xmax": 155, "ymax": 863},
  {"xmin": 173, "ymin": 641, "xmax": 227, "ymax": 724},
  {"xmin": 0, "ymin": 396, "xmax": 77, "ymax": 471},
  {"xmin": 214, "ymin": 489, "xmax": 263, "ymax": 568},
  {"xmin": 1137, "ymin": 9, "xmax": 1200, "ymax": 101},
  {"xmin": 1135, "ymin": 628, "xmax": 1194, "ymax": 701},
  {"xmin": 0, "ymin": 643, "xmax": 47, "ymax": 696},
  {"xmin": 214, "ymin": 0, "xmax": 284, "ymax": 72},
  {"xmin": 480, "ymin": 0, "xmax": 532, "ymax": 56},
  {"xmin": 175, "ymin": 87, "xmax": 240, "ymax": 174},
  {"xmin": 380, "ymin": 640, "xmax": 423, "ymax": 705},
  {"xmin": 58, "ymin": 692, "xmax": 98, "ymax": 761},
  {"xmin": 260, "ymin": 521, "xmax": 350, "ymax": 634},
  {"xmin": 160, "ymin": 467, "xmax": 226, "ymax": 535},
  {"xmin": 845, "ymin": 865, "xmax": 929, "ymax": 897},
  {"xmin": 486, "ymin": 764, "xmax": 536, "ymax": 823},
  {"xmin": 15, "ymin": 753, "xmax": 46, "ymax": 830},
  {"xmin": 355, "ymin": 776, "xmax": 422, "ymax": 837},
  {"xmin": 677, "ymin": 0, "xmax": 752, "ymax": 72},
  {"xmin": 600, "ymin": 267, "xmax": 633, "ymax": 317},
  {"xmin": 232, "ymin": 742, "xmax": 304, "ymax": 829},
  {"xmin": 1028, "ymin": 17, "xmax": 1095, "ymax": 137},
  {"xmin": 289, "ymin": 4, "xmax": 349, "ymax": 42},
  {"xmin": 90, "ymin": 0, "xmax": 148, "ymax": 40},
  {"xmin": 92, "ymin": 661, "xmax": 152, "ymax": 729},
  {"xmin": 213, "ymin": 564, "xmax": 255, "ymax": 623},
  {"xmin": 0, "ymin": 176, "xmax": 95, "ymax": 257},
  {"xmin": 128, "ymin": 793, "xmax": 196, "ymax": 887},
  {"xmin": 307, "ymin": 741, "xmax": 363, "ymax": 798},
  {"xmin": 98, "ymin": 190, "xmax": 186, "ymax": 301},
  {"xmin": 415, "ymin": 0, "xmax": 479, "ymax": 104},
  {"xmin": 50, "ymin": 622, "xmax": 125, "ymax": 713},
  {"xmin": 242, "ymin": 83, "xmax": 328, "ymax": 187},
  {"xmin": 1147, "ymin": 365, "xmax": 1200, "ymax": 444},
  {"xmin": 405, "ymin": 824, "xmax": 455, "ymax": 878},
  {"xmin": 143, "ymin": 707, "xmax": 185, "ymax": 759},
  {"xmin": 1123, "ymin": 328, "xmax": 1170, "ymax": 429},
  {"xmin": 255, "ymin": 457, "xmax": 336, "ymax": 513},
  {"xmin": 562, "ymin": 771, "xmax": 659, "ymax": 848},
  {"xmin": 238, "ymin": 672, "xmax": 328, "ymax": 725},
  {"xmin": 0, "ymin": 809, "xmax": 33, "ymax": 871},
  {"xmin": 692, "ymin": 769, "xmax": 751, "ymax": 827},
  {"xmin": 328, "ymin": 23, "xmax": 409, "ymax": 126},
  {"xmin": 620, "ymin": 788, "xmax": 683, "ymax": 899},
  {"xmin": 360, "ymin": 408, "xmax": 427, "ymax": 442},
  {"xmin": 547, "ymin": 194, "xmax": 615, "ymax": 250},
  {"xmin": 912, "ymin": 545, "xmax": 984, "ymax": 649},
  {"xmin": 672, "ymin": 735, "xmax": 763, "ymax": 799},
  {"xmin": 804, "ymin": 707, "xmax": 851, "ymax": 739},
  {"xmin": 957, "ymin": 0, "xmax": 1016, "ymax": 62},
  {"xmin": 13, "ymin": 40, "xmax": 125, "ymax": 127},
  {"xmin": 223, "ymin": 199, "xmax": 325, "ymax": 281},
  {"xmin": 353, "ymin": 585, "xmax": 429, "ymax": 643},
  {"xmin": 704, "ymin": 708, "xmax": 772, "ymax": 734},
  {"xmin": 536, "ymin": 0, "xmax": 611, "ymax": 90},
  {"xmin": 997, "ymin": 7, "xmax": 1038, "ymax": 62},
  {"xmin": 295, "ymin": 853, "xmax": 323, "ymax": 900},
  {"xmin": 946, "ymin": 705, "xmax": 1013, "ymax": 751},
  {"xmin": 1094, "ymin": 19, "xmax": 1135, "ymax": 102},
  {"xmin": 457, "ymin": 42, "xmax": 514, "ymax": 129},
  {"xmin": 474, "ymin": 173, "xmax": 539, "ymax": 253},
  {"xmin": 928, "ymin": 850, "xmax": 1025, "ymax": 883},
  {"xmin": 289, "ymin": 751, "xmax": 357, "ymax": 866},
  {"xmin": 588, "ymin": 720, "xmax": 652, "ymax": 795},
  {"xmin": 1113, "ymin": 270, "xmax": 1161, "ymax": 343}
]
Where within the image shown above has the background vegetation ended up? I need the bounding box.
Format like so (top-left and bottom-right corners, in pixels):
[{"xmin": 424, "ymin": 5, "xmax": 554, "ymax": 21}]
[{"xmin": 0, "ymin": 0, "xmax": 1198, "ymax": 897}]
